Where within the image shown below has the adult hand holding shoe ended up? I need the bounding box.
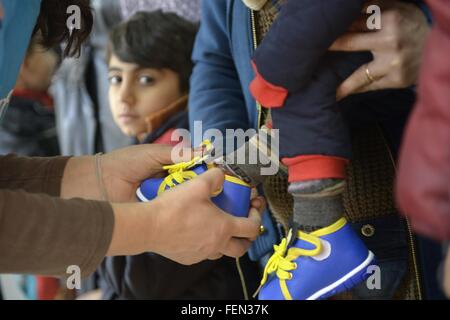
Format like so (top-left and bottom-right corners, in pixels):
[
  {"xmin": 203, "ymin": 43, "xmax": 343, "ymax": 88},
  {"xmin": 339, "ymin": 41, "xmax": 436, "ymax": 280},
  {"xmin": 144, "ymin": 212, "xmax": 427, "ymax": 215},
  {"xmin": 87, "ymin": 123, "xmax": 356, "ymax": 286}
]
[{"xmin": 109, "ymin": 168, "xmax": 265, "ymax": 265}]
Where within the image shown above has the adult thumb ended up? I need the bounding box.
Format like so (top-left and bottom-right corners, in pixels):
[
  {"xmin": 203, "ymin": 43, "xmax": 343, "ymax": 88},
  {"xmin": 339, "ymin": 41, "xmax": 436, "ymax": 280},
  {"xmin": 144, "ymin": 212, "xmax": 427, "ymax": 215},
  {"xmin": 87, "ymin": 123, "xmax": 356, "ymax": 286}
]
[{"xmin": 194, "ymin": 168, "xmax": 225, "ymax": 198}]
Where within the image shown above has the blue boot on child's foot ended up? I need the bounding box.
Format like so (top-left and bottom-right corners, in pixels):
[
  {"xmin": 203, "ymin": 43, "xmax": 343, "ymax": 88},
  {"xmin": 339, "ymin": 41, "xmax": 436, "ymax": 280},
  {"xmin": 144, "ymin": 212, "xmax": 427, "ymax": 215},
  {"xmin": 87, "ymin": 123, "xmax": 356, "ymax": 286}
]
[{"xmin": 257, "ymin": 218, "xmax": 376, "ymax": 300}]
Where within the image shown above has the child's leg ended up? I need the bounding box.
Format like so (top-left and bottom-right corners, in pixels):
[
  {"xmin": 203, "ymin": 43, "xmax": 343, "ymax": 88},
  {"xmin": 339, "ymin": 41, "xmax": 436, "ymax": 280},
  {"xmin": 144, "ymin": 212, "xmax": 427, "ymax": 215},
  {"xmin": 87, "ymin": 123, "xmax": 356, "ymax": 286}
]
[
  {"xmin": 272, "ymin": 51, "xmax": 371, "ymax": 232},
  {"xmin": 251, "ymin": 0, "xmax": 367, "ymax": 105},
  {"xmin": 251, "ymin": 52, "xmax": 377, "ymax": 300},
  {"xmin": 288, "ymin": 176, "xmax": 346, "ymax": 233}
]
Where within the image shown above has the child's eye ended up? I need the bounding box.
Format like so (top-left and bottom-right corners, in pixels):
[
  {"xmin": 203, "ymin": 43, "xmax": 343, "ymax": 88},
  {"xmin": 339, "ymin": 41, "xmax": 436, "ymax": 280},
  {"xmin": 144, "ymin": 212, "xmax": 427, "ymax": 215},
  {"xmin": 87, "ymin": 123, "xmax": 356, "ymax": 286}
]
[
  {"xmin": 109, "ymin": 75, "xmax": 122, "ymax": 85},
  {"xmin": 139, "ymin": 76, "xmax": 155, "ymax": 86}
]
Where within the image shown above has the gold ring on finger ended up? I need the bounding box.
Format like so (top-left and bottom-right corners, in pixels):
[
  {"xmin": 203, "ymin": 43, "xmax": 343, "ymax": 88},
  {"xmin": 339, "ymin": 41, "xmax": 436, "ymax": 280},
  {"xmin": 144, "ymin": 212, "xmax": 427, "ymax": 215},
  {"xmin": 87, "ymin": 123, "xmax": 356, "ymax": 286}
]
[{"xmin": 365, "ymin": 64, "xmax": 377, "ymax": 84}]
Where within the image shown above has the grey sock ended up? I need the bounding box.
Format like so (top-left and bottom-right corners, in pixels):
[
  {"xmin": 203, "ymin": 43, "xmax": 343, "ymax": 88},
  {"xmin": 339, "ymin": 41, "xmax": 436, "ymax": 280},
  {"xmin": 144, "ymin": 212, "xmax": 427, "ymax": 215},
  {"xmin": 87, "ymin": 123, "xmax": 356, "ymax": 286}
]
[
  {"xmin": 289, "ymin": 179, "xmax": 345, "ymax": 233},
  {"xmin": 214, "ymin": 127, "xmax": 279, "ymax": 187}
]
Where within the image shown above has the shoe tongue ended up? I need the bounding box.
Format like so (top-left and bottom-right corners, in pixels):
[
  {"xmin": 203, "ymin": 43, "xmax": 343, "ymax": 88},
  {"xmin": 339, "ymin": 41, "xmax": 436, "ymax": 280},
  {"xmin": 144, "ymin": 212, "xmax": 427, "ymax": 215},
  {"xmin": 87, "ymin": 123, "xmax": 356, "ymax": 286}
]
[
  {"xmin": 287, "ymin": 221, "xmax": 320, "ymax": 251},
  {"xmin": 287, "ymin": 221, "xmax": 299, "ymax": 247},
  {"xmin": 192, "ymin": 164, "xmax": 208, "ymax": 175},
  {"xmin": 285, "ymin": 227, "xmax": 318, "ymax": 251},
  {"xmin": 292, "ymin": 236, "xmax": 318, "ymax": 251}
]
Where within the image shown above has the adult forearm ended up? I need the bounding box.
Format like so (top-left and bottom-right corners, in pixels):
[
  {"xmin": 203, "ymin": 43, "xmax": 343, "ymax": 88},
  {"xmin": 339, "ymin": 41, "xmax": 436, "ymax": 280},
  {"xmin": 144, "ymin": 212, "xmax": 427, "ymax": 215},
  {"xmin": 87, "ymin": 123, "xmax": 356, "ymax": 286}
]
[
  {"xmin": 60, "ymin": 156, "xmax": 103, "ymax": 201},
  {"xmin": 106, "ymin": 202, "xmax": 156, "ymax": 257}
]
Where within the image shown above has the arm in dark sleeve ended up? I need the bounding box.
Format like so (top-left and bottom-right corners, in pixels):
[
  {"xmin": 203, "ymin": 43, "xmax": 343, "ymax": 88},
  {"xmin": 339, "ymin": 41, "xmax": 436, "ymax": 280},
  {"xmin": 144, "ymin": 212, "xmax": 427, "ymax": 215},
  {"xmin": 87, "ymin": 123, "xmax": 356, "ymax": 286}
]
[
  {"xmin": 0, "ymin": 189, "xmax": 114, "ymax": 278},
  {"xmin": 0, "ymin": 154, "xmax": 70, "ymax": 196}
]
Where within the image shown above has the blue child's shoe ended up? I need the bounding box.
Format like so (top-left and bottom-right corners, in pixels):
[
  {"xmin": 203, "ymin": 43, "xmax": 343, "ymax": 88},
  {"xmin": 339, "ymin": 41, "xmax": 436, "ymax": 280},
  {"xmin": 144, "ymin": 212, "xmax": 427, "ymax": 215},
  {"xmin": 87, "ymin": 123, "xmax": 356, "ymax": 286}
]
[
  {"xmin": 136, "ymin": 161, "xmax": 209, "ymax": 202},
  {"xmin": 136, "ymin": 159, "xmax": 252, "ymax": 218},
  {"xmin": 257, "ymin": 217, "xmax": 375, "ymax": 300}
]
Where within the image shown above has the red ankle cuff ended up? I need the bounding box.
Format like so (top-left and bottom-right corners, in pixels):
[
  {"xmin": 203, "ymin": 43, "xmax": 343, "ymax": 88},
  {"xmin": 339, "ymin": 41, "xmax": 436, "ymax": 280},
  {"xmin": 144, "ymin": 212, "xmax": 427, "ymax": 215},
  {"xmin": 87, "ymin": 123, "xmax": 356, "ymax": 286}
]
[{"xmin": 282, "ymin": 155, "xmax": 349, "ymax": 183}]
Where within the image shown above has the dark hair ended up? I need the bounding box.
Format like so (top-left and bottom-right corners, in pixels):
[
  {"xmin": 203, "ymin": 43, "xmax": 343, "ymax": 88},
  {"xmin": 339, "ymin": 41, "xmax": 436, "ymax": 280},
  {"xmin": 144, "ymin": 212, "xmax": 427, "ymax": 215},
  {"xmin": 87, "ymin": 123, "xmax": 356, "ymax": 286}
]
[
  {"xmin": 33, "ymin": 0, "xmax": 93, "ymax": 58},
  {"xmin": 107, "ymin": 10, "xmax": 198, "ymax": 93}
]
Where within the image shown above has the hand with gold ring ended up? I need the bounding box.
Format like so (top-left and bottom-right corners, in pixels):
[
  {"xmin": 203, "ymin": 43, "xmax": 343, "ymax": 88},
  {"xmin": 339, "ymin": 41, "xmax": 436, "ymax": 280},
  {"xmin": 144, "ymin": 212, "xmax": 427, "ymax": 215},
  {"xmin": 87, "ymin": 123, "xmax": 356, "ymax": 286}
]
[
  {"xmin": 365, "ymin": 64, "xmax": 378, "ymax": 85},
  {"xmin": 330, "ymin": 0, "xmax": 430, "ymax": 100}
]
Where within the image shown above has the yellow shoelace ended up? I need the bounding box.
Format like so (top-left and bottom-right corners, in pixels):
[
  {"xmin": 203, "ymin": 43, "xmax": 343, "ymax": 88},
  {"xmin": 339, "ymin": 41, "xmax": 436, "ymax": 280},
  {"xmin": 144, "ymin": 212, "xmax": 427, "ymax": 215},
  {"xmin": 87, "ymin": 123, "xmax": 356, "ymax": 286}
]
[
  {"xmin": 157, "ymin": 140, "xmax": 213, "ymax": 195},
  {"xmin": 158, "ymin": 158, "xmax": 202, "ymax": 195},
  {"xmin": 253, "ymin": 231, "xmax": 323, "ymax": 298}
]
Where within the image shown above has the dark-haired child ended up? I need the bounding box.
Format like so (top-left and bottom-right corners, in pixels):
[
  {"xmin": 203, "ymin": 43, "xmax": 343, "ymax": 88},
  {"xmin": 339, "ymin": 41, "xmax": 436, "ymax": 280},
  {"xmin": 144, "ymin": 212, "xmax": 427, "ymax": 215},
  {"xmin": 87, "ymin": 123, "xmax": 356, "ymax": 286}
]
[{"xmin": 100, "ymin": 10, "xmax": 258, "ymax": 299}]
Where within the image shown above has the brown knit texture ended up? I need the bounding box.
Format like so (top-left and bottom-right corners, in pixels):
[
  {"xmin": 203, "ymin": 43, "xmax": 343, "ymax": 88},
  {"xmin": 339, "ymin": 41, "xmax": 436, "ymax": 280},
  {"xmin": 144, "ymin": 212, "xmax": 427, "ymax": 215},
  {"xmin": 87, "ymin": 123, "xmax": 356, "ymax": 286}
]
[{"xmin": 257, "ymin": 0, "xmax": 285, "ymax": 40}]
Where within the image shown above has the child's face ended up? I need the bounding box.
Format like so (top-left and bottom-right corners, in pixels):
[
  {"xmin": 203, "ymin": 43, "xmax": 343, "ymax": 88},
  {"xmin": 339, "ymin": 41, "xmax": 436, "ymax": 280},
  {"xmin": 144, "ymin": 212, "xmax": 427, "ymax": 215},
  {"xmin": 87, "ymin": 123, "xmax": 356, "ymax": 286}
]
[{"xmin": 108, "ymin": 55, "xmax": 183, "ymax": 139}]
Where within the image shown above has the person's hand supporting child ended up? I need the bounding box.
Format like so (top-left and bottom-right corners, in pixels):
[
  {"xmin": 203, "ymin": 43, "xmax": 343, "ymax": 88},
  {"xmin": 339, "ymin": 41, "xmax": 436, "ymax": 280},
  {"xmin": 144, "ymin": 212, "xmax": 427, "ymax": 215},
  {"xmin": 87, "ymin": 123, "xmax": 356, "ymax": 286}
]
[{"xmin": 331, "ymin": 0, "xmax": 430, "ymax": 99}]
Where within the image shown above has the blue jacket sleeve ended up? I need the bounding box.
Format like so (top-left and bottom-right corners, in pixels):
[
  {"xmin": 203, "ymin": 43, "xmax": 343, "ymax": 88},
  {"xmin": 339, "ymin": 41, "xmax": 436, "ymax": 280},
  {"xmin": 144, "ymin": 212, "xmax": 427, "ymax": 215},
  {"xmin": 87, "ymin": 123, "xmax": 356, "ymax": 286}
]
[{"xmin": 189, "ymin": 0, "xmax": 250, "ymax": 143}]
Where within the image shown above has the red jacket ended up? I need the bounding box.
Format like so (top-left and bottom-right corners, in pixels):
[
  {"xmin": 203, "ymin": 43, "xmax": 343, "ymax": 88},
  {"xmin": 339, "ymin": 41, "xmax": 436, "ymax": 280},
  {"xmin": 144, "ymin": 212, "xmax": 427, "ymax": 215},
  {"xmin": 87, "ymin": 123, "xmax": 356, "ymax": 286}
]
[{"xmin": 397, "ymin": 0, "xmax": 450, "ymax": 241}]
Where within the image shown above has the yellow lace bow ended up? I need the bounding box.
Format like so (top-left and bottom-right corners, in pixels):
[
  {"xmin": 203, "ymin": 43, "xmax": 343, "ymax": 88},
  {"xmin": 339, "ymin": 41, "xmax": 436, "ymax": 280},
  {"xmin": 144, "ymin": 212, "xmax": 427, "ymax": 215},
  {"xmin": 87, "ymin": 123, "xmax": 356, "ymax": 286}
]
[
  {"xmin": 253, "ymin": 230, "xmax": 323, "ymax": 299},
  {"xmin": 157, "ymin": 140, "xmax": 213, "ymax": 195}
]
